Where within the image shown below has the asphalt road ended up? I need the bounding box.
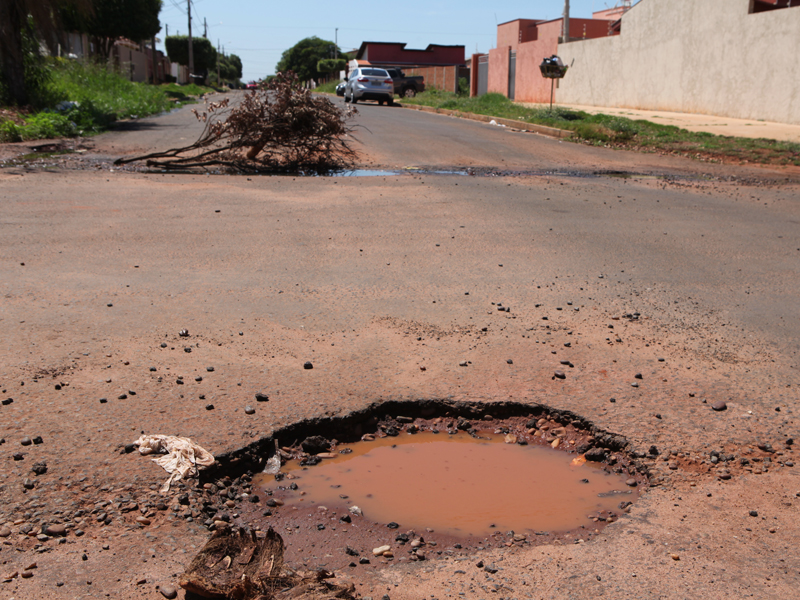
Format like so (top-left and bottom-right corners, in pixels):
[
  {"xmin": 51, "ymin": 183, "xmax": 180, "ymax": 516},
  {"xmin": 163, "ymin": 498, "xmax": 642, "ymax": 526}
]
[{"xmin": 0, "ymin": 93, "xmax": 799, "ymax": 599}]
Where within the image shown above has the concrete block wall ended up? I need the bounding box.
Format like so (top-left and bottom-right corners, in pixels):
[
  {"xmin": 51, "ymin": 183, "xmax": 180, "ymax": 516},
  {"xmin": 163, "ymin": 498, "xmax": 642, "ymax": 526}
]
[{"xmin": 557, "ymin": 0, "xmax": 800, "ymax": 125}]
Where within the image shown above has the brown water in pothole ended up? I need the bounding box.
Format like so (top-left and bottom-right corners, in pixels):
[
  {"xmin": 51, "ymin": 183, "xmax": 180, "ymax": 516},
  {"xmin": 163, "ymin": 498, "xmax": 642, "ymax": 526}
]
[{"xmin": 276, "ymin": 431, "xmax": 636, "ymax": 538}]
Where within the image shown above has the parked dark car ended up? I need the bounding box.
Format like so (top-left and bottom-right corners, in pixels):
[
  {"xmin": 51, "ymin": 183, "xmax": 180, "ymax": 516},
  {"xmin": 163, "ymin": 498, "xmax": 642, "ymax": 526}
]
[{"xmin": 378, "ymin": 68, "xmax": 425, "ymax": 98}]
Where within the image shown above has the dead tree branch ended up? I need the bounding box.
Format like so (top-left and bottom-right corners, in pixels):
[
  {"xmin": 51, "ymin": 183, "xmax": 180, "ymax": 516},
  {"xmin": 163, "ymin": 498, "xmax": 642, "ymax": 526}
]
[{"xmin": 115, "ymin": 72, "xmax": 359, "ymax": 174}]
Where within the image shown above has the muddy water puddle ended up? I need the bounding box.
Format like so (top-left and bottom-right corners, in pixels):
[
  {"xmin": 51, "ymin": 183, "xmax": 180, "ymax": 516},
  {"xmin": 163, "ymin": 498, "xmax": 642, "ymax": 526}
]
[{"xmin": 264, "ymin": 431, "xmax": 636, "ymax": 539}]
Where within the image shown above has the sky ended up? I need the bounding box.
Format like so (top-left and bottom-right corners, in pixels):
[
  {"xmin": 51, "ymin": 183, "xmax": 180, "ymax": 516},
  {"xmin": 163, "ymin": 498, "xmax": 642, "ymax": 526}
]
[{"xmin": 156, "ymin": 0, "xmax": 626, "ymax": 83}]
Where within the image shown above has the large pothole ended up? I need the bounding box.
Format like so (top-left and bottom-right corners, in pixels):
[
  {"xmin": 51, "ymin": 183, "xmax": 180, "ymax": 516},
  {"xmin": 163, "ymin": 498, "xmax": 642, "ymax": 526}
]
[{"xmin": 198, "ymin": 400, "xmax": 648, "ymax": 571}]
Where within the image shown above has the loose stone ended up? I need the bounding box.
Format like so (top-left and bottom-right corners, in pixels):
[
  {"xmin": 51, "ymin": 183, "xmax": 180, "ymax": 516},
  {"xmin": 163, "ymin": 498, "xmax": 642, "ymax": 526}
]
[
  {"xmin": 44, "ymin": 524, "xmax": 66, "ymax": 536},
  {"xmin": 21, "ymin": 436, "xmax": 32, "ymax": 446},
  {"xmin": 255, "ymin": 392, "xmax": 269, "ymax": 402},
  {"xmin": 711, "ymin": 401, "xmax": 727, "ymax": 411},
  {"xmin": 159, "ymin": 585, "xmax": 178, "ymax": 599},
  {"xmin": 245, "ymin": 406, "xmax": 255, "ymax": 415},
  {"xmin": 303, "ymin": 361, "xmax": 314, "ymax": 369},
  {"xmin": 553, "ymin": 370, "xmax": 566, "ymax": 379},
  {"xmin": 373, "ymin": 545, "xmax": 391, "ymax": 556}
]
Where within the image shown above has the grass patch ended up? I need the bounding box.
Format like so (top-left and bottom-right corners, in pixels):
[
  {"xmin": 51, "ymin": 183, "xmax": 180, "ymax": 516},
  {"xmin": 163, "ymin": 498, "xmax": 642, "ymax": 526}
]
[
  {"xmin": 47, "ymin": 59, "xmax": 172, "ymax": 121},
  {"xmin": 1, "ymin": 59, "xmax": 212, "ymax": 143},
  {"xmin": 315, "ymin": 81, "xmax": 341, "ymax": 94},
  {"xmin": 404, "ymin": 91, "xmax": 800, "ymax": 166},
  {"xmin": 160, "ymin": 82, "xmax": 215, "ymax": 102}
]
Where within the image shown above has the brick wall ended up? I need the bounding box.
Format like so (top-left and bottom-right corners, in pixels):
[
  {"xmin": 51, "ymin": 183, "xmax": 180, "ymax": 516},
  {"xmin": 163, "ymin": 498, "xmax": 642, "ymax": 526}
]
[{"xmin": 404, "ymin": 65, "xmax": 461, "ymax": 93}]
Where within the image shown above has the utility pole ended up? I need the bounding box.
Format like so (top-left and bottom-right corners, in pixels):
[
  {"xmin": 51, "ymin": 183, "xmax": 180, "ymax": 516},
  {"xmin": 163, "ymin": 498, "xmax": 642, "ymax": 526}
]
[
  {"xmin": 204, "ymin": 17, "xmax": 207, "ymax": 38},
  {"xmin": 166, "ymin": 24, "xmax": 168, "ymax": 37},
  {"xmin": 563, "ymin": 0, "xmax": 570, "ymax": 42},
  {"xmin": 187, "ymin": 0, "xmax": 195, "ymax": 77},
  {"xmin": 335, "ymin": 28, "xmax": 338, "ymax": 59},
  {"xmin": 217, "ymin": 40, "xmax": 221, "ymax": 87}
]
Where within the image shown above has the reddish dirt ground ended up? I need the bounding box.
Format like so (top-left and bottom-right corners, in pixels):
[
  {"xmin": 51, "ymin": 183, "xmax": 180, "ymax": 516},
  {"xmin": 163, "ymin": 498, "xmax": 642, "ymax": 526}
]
[{"xmin": 1, "ymin": 96, "xmax": 799, "ymax": 599}]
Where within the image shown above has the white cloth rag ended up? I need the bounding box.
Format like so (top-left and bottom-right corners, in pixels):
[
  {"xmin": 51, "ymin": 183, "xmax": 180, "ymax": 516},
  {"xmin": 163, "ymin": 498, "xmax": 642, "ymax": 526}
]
[{"xmin": 134, "ymin": 434, "xmax": 215, "ymax": 493}]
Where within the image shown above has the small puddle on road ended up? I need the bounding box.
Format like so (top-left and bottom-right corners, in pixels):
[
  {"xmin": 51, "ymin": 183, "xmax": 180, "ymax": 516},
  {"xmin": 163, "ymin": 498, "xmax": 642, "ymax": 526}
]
[{"xmin": 270, "ymin": 431, "xmax": 635, "ymax": 538}]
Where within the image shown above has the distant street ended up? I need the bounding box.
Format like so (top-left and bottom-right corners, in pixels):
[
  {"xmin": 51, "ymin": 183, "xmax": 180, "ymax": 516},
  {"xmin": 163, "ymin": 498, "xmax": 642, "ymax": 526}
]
[{"xmin": 1, "ymin": 95, "xmax": 799, "ymax": 599}]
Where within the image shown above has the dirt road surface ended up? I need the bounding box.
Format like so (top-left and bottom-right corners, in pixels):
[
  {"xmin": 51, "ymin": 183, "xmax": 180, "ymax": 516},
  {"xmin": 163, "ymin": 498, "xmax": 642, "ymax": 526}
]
[{"xmin": 1, "ymin": 94, "xmax": 799, "ymax": 599}]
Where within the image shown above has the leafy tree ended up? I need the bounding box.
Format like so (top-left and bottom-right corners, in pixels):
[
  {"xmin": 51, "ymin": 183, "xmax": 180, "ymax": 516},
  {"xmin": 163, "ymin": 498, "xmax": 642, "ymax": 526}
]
[
  {"xmin": 317, "ymin": 58, "xmax": 346, "ymax": 79},
  {"xmin": 61, "ymin": 0, "xmax": 162, "ymax": 59},
  {"xmin": 219, "ymin": 53, "xmax": 242, "ymax": 82},
  {"xmin": 276, "ymin": 37, "xmax": 340, "ymax": 82},
  {"xmin": 0, "ymin": 0, "xmax": 90, "ymax": 106},
  {"xmin": 165, "ymin": 35, "xmax": 217, "ymax": 73}
]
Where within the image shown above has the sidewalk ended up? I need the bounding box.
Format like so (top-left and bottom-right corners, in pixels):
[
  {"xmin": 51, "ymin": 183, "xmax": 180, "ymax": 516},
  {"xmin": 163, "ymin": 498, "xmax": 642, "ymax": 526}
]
[{"xmin": 517, "ymin": 102, "xmax": 800, "ymax": 143}]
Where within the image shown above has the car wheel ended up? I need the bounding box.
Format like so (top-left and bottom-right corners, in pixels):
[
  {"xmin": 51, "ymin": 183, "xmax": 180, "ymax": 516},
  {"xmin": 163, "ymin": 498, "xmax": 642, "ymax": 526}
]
[
  {"xmin": 378, "ymin": 99, "xmax": 384, "ymax": 106},
  {"xmin": 351, "ymin": 95, "xmax": 358, "ymax": 104},
  {"xmin": 403, "ymin": 88, "xmax": 416, "ymax": 98}
]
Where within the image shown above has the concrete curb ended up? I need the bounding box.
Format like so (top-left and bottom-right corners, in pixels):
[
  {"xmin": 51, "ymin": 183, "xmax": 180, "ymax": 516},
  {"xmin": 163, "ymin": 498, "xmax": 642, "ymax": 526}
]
[{"xmin": 400, "ymin": 104, "xmax": 573, "ymax": 140}]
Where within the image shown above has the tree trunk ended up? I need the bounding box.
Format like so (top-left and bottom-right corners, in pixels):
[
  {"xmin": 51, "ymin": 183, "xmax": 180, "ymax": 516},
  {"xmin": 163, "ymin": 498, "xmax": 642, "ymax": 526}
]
[{"xmin": 0, "ymin": 2, "xmax": 29, "ymax": 106}]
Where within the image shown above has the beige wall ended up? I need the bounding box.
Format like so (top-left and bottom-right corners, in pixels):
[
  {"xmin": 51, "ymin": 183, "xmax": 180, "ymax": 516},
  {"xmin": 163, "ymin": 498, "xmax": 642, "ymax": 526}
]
[{"xmin": 557, "ymin": 0, "xmax": 800, "ymax": 125}]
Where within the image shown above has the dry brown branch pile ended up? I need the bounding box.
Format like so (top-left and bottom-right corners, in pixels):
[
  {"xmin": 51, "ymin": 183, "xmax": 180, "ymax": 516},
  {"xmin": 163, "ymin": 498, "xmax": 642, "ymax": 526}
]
[
  {"xmin": 114, "ymin": 72, "xmax": 359, "ymax": 173},
  {"xmin": 179, "ymin": 526, "xmax": 356, "ymax": 600}
]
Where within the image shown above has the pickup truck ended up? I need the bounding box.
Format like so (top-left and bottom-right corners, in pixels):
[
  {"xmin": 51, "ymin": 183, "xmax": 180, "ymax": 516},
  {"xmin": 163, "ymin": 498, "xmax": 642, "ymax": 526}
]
[{"xmin": 379, "ymin": 68, "xmax": 425, "ymax": 98}]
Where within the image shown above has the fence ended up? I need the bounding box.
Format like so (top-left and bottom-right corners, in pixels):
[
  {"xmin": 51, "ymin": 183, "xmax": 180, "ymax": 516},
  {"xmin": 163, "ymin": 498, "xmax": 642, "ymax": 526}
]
[
  {"xmin": 56, "ymin": 32, "xmax": 189, "ymax": 84},
  {"xmin": 403, "ymin": 65, "xmax": 463, "ymax": 93}
]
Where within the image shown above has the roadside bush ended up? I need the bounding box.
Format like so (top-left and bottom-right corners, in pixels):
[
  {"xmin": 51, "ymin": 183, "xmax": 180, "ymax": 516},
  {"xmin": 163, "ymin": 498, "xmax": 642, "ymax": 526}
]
[
  {"xmin": 0, "ymin": 111, "xmax": 76, "ymax": 142},
  {"xmin": 605, "ymin": 117, "xmax": 638, "ymax": 142},
  {"xmin": 48, "ymin": 59, "xmax": 171, "ymax": 121},
  {"xmin": 572, "ymin": 122, "xmax": 611, "ymax": 143},
  {"xmin": 315, "ymin": 81, "xmax": 339, "ymax": 94}
]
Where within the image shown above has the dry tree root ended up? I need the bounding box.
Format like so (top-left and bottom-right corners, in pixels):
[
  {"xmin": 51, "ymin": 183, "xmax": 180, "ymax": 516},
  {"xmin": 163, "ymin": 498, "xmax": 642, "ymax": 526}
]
[
  {"xmin": 114, "ymin": 72, "xmax": 359, "ymax": 174},
  {"xmin": 179, "ymin": 526, "xmax": 356, "ymax": 600}
]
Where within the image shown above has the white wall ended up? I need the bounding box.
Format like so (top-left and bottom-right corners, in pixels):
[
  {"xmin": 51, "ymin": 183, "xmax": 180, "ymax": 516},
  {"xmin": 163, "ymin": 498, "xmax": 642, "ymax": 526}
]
[{"xmin": 557, "ymin": 0, "xmax": 800, "ymax": 125}]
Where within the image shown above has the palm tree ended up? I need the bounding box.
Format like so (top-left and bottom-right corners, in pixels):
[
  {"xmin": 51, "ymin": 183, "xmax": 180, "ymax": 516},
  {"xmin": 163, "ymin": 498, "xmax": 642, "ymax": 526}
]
[{"xmin": 0, "ymin": 0, "xmax": 89, "ymax": 106}]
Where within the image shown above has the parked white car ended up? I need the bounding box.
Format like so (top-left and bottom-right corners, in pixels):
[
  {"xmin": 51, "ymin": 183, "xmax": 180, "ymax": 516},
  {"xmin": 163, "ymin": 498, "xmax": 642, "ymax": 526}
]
[{"xmin": 344, "ymin": 67, "xmax": 393, "ymax": 105}]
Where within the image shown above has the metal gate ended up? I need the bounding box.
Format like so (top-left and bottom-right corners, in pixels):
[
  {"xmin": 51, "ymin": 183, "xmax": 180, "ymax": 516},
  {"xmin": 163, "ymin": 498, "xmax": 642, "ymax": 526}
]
[
  {"xmin": 477, "ymin": 55, "xmax": 488, "ymax": 96},
  {"xmin": 508, "ymin": 51, "xmax": 517, "ymax": 100}
]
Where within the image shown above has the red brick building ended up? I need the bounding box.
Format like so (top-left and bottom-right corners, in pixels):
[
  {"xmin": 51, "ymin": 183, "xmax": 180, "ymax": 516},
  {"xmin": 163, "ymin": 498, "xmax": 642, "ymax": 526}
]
[
  {"xmin": 475, "ymin": 8, "xmax": 629, "ymax": 102},
  {"xmin": 350, "ymin": 42, "xmax": 467, "ymax": 93}
]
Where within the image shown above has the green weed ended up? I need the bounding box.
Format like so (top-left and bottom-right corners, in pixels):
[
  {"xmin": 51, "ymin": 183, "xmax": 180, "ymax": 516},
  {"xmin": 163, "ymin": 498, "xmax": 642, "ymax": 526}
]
[
  {"xmin": 0, "ymin": 59, "xmax": 211, "ymax": 142},
  {"xmin": 315, "ymin": 81, "xmax": 340, "ymax": 94},
  {"xmin": 404, "ymin": 92, "xmax": 800, "ymax": 165}
]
